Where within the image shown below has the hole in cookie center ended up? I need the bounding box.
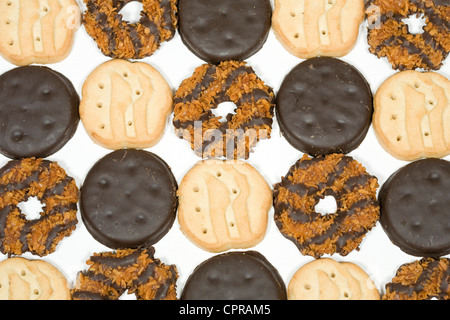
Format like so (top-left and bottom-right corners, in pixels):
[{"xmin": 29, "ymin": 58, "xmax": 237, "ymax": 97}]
[
  {"xmin": 213, "ymin": 102, "xmax": 236, "ymax": 123},
  {"xmin": 17, "ymin": 197, "xmax": 43, "ymax": 221},
  {"xmin": 402, "ymin": 13, "xmax": 426, "ymax": 35},
  {"xmin": 118, "ymin": 1, "xmax": 144, "ymax": 24},
  {"xmin": 315, "ymin": 196, "xmax": 337, "ymax": 215}
]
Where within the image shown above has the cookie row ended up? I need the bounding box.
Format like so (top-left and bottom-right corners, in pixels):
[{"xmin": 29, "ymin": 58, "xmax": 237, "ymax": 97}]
[{"xmin": 0, "ymin": 0, "xmax": 448, "ymax": 70}]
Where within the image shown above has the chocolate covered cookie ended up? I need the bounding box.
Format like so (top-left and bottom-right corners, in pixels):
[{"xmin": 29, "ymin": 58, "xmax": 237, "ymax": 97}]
[
  {"xmin": 178, "ymin": 0, "xmax": 272, "ymax": 64},
  {"xmin": 181, "ymin": 251, "xmax": 287, "ymax": 300},
  {"xmin": 0, "ymin": 66, "xmax": 79, "ymax": 159},
  {"xmin": 379, "ymin": 158, "xmax": 450, "ymax": 257},
  {"xmin": 80, "ymin": 149, "xmax": 178, "ymax": 249},
  {"xmin": 276, "ymin": 57, "xmax": 373, "ymax": 156}
]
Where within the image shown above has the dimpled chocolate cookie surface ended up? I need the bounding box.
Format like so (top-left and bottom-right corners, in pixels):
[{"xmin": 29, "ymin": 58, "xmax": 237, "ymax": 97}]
[
  {"xmin": 80, "ymin": 149, "xmax": 178, "ymax": 249},
  {"xmin": 0, "ymin": 66, "xmax": 79, "ymax": 159},
  {"xmin": 181, "ymin": 251, "xmax": 287, "ymax": 300},
  {"xmin": 178, "ymin": 0, "xmax": 272, "ymax": 64},
  {"xmin": 276, "ymin": 57, "xmax": 373, "ymax": 156},
  {"xmin": 379, "ymin": 158, "xmax": 450, "ymax": 257}
]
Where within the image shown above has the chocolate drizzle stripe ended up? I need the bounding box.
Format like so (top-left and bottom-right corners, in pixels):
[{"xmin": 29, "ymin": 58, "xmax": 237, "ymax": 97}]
[
  {"xmin": 140, "ymin": 15, "xmax": 161, "ymax": 46},
  {"xmin": 90, "ymin": 247, "xmax": 155, "ymax": 269},
  {"xmin": 174, "ymin": 65, "xmax": 218, "ymax": 104},
  {"xmin": 160, "ymin": 0, "xmax": 175, "ymax": 35},
  {"xmin": 41, "ymin": 176, "xmax": 74, "ymax": 200},
  {"xmin": 0, "ymin": 160, "xmax": 51, "ymax": 195}
]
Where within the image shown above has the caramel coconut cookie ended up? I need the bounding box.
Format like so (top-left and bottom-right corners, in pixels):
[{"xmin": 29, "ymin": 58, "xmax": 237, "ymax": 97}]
[
  {"xmin": 80, "ymin": 59, "xmax": 173, "ymax": 150},
  {"xmin": 173, "ymin": 60, "xmax": 275, "ymax": 159},
  {"xmin": 383, "ymin": 257, "xmax": 450, "ymax": 300},
  {"xmin": 0, "ymin": 0, "xmax": 80, "ymax": 66},
  {"xmin": 373, "ymin": 70, "xmax": 450, "ymax": 161},
  {"xmin": 365, "ymin": 0, "xmax": 450, "ymax": 70},
  {"xmin": 288, "ymin": 258, "xmax": 380, "ymax": 300},
  {"xmin": 273, "ymin": 153, "xmax": 380, "ymax": 258},
  {"xmin": 71, "ymin": 245, "xmax": 178, "ymax": 300},
  {"xmin": 272, "ymin": 0, "xmax": 365, "ymax": 59},
  {"xmin": 0, "ymin": 257, "xmax": 71, "ymax": 300},
  {"xmin": 83, "ymin": 0, "xmax": 177, "ymax": 59},
  {"xmin": 0, "ymin": 158, "xmax": 79, "ymax": 257},
  {"xmin": 177, "ymin": 159, "xmax": 272, "ymax": 252}
]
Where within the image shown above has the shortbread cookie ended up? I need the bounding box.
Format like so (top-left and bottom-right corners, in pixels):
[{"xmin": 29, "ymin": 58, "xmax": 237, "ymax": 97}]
[
  {"xmin": 0, "ymin": 257, "xmax": 70, "ymax": 300},
  {"xmin": 80, "ymin": 59, "xmax": 173, "ymax": 150},
  {"xmin": 0, "ymin": 0, "xmax": 80, "ymax": 66},
  {"xmin": 272, "ymin": 0, "xmax": 365, "ymax": 59},
  {"xmin": 288, "ymin": 258, "xmax": 380, "ymax": 300},
  {"xmin": 178, "ymin": 159, "xmax": 272, "ymax": 252},
  {"xmin": 373, "ymin": 70, "xmax": 450, "ymax": 161}
]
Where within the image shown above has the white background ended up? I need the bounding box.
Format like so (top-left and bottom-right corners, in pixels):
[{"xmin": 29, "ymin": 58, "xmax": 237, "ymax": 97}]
[{"xmin": 1, "ymin": 0, "xmax": 448, "ymax": 299}]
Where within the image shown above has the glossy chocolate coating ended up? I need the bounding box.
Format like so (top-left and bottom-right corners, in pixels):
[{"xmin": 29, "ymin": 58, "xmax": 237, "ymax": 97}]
[
  {"xmin": 181, "ymin": 251, "xmax": 287, "ymax": 300},
  {"xmin": 379, "ymin": 158, "xmax": 450, "ymax": 257},
  {"xmin": 80, "ymin": 149, "xmax": 178, "ymax": 249},
  {"xmin": 0, "ymin": 66, "xmax": 79, "ymax": 159},
  {"xmin": 178, "ymin": 0, "xmax": 272, "ymax": 64},
  {"xmin": 276, "ymin": 57, "xmax": 373, "ymax": 156}
]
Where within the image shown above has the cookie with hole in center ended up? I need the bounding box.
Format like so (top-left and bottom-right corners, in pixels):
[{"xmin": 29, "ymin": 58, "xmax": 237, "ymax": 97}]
[
  {"xmin": 177, "ymin": 159, "xmax": 272, "ymax": 252},
  {"xmin": 80, "ymin": 59, "xmax": 173, "ymax": 150}
]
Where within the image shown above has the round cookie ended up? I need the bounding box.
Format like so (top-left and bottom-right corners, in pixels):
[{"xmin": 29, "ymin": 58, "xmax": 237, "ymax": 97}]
[
  {"xmin": 373, "ymin": 70, "xmax": 450, "ymax": 161},
  {"xmin": 273, "ymin": 153, "xmax": 380, "ymax": 258},
  {"xmin": 379, "ymin": 158, "xmax": 450, "ymax": 257},
  {"xmin": 365, "ymin": 0, "xmax": 450, "ymax": 71},
  {"xmin": 178, "ymin": 0, "xmax": 272, "ymax": 64},
  {"xmin": 83, "ymin": 0, "xmax": 178, "ymax": 59},
  {"xmin": 276, "ymin": 57, "xmax": 373, "ymax": 156},
  {"xmin": 0, "ymin": 257, "xmax": 71, "ymax": 300},
  {"xmin": 177, "ymin": 159, "xmax": 272, "ymax": 252},
  {"xmin": 383, "ymin": 257, "xmax": 450, "ymax": 300},
  {"xmin": 272, "ymin": 0, "xmax": 365, "ymax": 59},
  {"xmin": 0, "ymin": 66, "xmax": 79, "ymax": 159},
  {"xmin": 80, "ymin": 59, "xmax": 173, "ymax": 150},
  {"xmin": 288, "ymin": 258, "xmax": 380, "ymax": 300},
  {"xmin": 181, "ymin": 251, "xmax": 287, "ymax": 300},
  {"xmin": 0, "ymin": 0, "xmax": 80, "ymax": 66},
  {"xmin": 80, "ymin": 149, "xmax": 178, "ymax": 249}
]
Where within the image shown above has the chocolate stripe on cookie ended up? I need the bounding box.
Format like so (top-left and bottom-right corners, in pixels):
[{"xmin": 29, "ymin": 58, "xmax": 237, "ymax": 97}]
[
  {"xmin": 174, "ymin": 65, "xmax": 218, "ymax": 104},
  {"xmin": 161, "ymin": 0, "xmax": 175, "ymax": 36}
]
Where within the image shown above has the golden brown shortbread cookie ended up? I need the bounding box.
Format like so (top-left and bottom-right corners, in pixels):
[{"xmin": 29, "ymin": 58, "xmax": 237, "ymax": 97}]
[
  {"xmin": 80, "ymin": 59, "xmax": 173, "ymax": 150},
  {"xmin": 287, "ymin": 258, "xmax": 380, "ymax": 300},
  {"xmin": 178, "ymin": 159, "xmax": 272, "ymax": 252},
  {"xmin": 0, "ymin": 257, "xmax": 71, "ymax": 300},
  {"xmin": 0, "ymin": 0, "xmax": 80, "ymax": 66},
  {"xmin": 272, "ymin": 0, "xmax": 364, "ymax": 59},
  {"xmin": 373, "ymin": 71, "xmax": 450, "ymax": 161}
]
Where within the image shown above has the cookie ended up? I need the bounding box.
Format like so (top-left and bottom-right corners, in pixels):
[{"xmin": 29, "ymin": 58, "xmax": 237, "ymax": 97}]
[
  {"xmin": 181, "ymin": 251, "xmax": 287, "ymax": 300},
  {"xmin": 177, "ymin": 159, "xmax": 272, "ymax": 252},
  {"xmin": 80, "ymin": 149, "xmax": 178, "ymax": 249},
  {"xmin": 287, "ymin": 258, "xmax": 380, "ymax": 300},
  {"xmin": 276, "ymin": 57, "xmax": 373, "ymax": 156},
  {"xmin": 80, "ymin": 59, "xmax": 173, "ymax": 150},
  {"xmin": 373, "ymin": 70, "xmax": 450, "ymax": 161},
  {"xmin": 273, "ymin": 154, "xmax": 380, "ymax": 258},
  {"xmin": 178, "ymin": 0, "xmax": 272, "ymax": 64},
  {"xmin": 0, "ymin": 66, "xmax": 80, "ymax": 159},
  {"xmin": 272, "ymin": 0, "xmax": 365, "ymax": 59},
  {"xmin": 383, "ymin": 257, "xmax": 450, "ymax": 300},
  {"xmin": 0, "ymin": 257, "xmax": 70, "ymax": 300},
  {"xmin": 379, "ymin": 158, "xmax": 450, "ymax": 257},
  {"xmin": 0, "ymin": 0, "xmax": 80, "ymax": 66}
]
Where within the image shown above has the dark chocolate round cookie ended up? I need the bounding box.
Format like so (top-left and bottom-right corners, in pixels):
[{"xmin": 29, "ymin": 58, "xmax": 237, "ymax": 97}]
[
  {"xmin": 80, "ymin": 149, "xmax": 178, "ymax": 249},
  {"xmin": 181, "ymin": 251, "xmax": 287, "ymax": 300},
  {"xmin": 0, "ymin": 66, "xmax": 80, "ymax": 159},
  {"xmin": 276, "ymin": 57, "xmax": 373, "ymax": 156},
  {"xmin": 178, "ymin": 0, "xmax": 272, "ymax": 64},
  {"xmin": 379, "ymin": 158, "xmax": 450, "ymax": 257}
]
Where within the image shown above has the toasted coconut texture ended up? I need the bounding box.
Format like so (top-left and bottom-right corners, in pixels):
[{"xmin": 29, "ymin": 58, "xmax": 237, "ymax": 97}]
[
  {"xmin": 273, "ymin": 153, "xmax": 380, "ymax": 258},
  {"xmin": 0, "ymin": 158, "xmax": 79, "ymax": 257},
  {"xmin": 83, "ymin": 0, "xmax": 178, "ymax": 59},
  {"xmin": 71, "ymin": 246, "xmax": 178, "ymax": 300},
  {"xmin": 383, "ymin": 257, "xmax": 450, "ymax": 300},
  {"xmin": 173, "ymin": 60, "xmax": 275, "ymax": 159},
  {"xmin": 365, "ymin": 0, "xmax": 450, "ymax": 70}
]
